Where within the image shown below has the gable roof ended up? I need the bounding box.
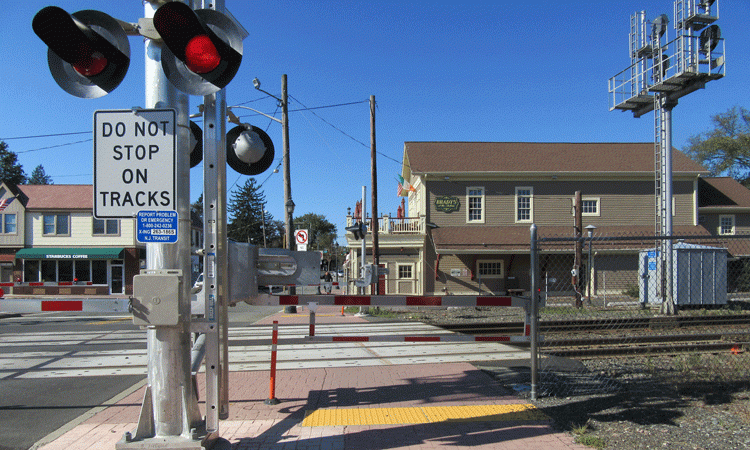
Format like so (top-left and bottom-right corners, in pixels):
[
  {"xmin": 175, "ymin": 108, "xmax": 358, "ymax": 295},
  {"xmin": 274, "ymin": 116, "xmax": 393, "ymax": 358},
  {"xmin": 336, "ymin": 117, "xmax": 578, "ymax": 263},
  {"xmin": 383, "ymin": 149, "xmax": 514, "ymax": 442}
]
[
  {"xmin": 17, "ymin": 185, "xmax": 92, "ymax": 210},
  {"xmin": 403, "ymin": 142, "xmax": 708, "ymax": 177},
  {"xmin": 699, "ymin": 177, "xmax": 750, "ymax": 209}
]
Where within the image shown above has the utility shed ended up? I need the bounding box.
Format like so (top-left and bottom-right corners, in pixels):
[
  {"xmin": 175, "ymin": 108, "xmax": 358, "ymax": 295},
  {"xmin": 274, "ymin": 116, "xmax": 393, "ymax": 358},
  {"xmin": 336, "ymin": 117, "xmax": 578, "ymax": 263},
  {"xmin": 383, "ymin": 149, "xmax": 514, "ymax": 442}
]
[{"xmin": 639, "ymin": 242, "xmax": 727, "ymax": 306}]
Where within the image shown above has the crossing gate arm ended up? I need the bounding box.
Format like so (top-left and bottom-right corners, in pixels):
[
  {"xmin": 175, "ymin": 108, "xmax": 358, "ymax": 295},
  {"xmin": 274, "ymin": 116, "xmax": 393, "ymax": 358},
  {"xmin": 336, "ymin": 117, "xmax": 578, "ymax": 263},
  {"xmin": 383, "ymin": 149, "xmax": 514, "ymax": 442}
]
[
  {"xmin": 0, "ymin": 298, "xmax": 131, "ymax": 313},
  {"xmin": 303, "ymin": 334, "xmax": 531, "ymax": 343},
  {"xmin": 247, "ymin": 294, "xmax": 530, "ymax": 308}
]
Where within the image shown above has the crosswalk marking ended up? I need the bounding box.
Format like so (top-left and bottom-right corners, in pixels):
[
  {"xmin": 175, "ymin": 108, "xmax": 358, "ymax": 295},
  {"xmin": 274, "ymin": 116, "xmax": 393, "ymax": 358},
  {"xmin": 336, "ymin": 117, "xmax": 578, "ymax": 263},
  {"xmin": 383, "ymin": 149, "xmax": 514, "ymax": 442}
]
[{"xmin": 0, "ymin": 322, "xmax": 529, "ymax": 379}]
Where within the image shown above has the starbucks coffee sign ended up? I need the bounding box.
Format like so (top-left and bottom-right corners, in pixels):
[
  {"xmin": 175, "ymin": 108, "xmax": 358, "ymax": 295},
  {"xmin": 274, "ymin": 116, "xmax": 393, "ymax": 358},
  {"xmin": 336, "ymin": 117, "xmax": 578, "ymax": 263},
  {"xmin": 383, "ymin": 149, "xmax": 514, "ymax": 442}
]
[{"xmin": 435, "ymin": 196, "xmax": 460, "ymax": 213}]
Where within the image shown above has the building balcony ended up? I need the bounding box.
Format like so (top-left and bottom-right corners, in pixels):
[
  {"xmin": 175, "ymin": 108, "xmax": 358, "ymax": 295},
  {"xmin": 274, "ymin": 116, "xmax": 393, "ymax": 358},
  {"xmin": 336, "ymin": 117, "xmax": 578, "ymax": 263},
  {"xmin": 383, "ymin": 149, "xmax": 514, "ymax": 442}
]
[{"xmin": 345, "ymin": 214, "xmax": 428, "ymax": 248}]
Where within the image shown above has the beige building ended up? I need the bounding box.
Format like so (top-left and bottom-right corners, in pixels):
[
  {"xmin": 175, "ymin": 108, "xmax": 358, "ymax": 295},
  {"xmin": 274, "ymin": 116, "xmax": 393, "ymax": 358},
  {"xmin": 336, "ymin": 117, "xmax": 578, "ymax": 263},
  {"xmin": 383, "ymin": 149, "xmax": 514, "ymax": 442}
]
[
  {"xmin": 345, "ymin": 142, "xmax": 750, "ymax": 296},
  {"xmin": 0, "ymin": 183, "xmax": 143, "ymax": 295}
]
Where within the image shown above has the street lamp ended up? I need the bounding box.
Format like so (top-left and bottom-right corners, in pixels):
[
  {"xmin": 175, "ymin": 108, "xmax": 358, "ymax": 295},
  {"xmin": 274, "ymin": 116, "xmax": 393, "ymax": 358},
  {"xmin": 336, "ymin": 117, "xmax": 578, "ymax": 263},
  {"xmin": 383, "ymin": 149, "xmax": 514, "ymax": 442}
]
[{"xmin": 284, "ymin": 198, "xmax": 297, "ymax": 312}]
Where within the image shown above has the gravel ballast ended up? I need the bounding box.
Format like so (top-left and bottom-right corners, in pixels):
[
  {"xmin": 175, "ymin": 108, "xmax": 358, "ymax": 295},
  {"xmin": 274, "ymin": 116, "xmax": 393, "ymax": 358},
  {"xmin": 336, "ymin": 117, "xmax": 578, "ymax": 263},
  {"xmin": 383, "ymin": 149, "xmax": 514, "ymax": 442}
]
[{"xmin": 365, "ymin": 306, "xmax": 750, "ymax": 450}]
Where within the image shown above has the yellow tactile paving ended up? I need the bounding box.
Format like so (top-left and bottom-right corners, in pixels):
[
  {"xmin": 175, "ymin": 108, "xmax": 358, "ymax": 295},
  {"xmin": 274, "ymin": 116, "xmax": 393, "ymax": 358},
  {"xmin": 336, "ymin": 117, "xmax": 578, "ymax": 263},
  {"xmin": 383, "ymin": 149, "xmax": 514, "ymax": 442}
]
[
  {"xmin": 302, "ymin": 404, "xmax": 548, "ymax": 426},
  {"xmin": 421, "ymin": 404, "xmax": 549, "ymax": 423}
]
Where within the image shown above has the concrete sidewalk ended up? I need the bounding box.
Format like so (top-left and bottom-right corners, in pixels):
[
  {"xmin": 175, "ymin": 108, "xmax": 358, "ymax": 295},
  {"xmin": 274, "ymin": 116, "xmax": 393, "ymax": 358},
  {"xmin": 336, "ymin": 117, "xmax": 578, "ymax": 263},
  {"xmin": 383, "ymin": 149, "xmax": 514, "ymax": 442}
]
[{"xmin": 34, "ymin": 307, "xmax": 589, "ymax": 450}]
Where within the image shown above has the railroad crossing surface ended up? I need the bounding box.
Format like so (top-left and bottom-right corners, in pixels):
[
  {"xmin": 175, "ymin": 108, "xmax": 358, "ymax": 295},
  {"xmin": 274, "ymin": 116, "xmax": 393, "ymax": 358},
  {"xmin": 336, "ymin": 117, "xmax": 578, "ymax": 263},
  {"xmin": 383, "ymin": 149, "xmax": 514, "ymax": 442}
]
[{"xmin": 32, "ymin": 306, "xmax": 589, "ymax": 450}]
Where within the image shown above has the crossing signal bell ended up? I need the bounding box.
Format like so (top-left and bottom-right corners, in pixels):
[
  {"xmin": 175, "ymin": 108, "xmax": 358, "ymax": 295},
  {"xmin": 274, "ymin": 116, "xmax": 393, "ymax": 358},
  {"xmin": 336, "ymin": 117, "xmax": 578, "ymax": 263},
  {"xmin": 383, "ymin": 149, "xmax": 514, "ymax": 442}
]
[
  {"xmin": 226, "ymin": 125, "xmax": 275, "ymax": 175},
  {"xmin": 153, "ymin": 2, "xmax": 243, "ymax": 96},
  {"xmin": 32, "ymin": 6, "xmax": 130, "ymax": 98}
]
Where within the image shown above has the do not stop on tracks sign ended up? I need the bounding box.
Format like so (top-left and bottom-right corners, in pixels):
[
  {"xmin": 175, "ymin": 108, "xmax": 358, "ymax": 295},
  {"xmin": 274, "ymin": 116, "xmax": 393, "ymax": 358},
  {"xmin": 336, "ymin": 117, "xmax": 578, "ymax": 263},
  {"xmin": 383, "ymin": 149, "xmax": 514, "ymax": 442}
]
[{"xmin": 94, "ymin": 109, "xmax": 176, "ymax": 218}]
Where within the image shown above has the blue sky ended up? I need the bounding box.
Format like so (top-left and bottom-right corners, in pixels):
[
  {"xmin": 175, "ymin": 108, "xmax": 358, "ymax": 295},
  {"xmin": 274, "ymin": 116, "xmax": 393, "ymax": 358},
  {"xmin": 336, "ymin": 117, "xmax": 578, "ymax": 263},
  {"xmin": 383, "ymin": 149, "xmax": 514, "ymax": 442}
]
[{"xmin": 1, "ymin": 1, "xmax": 747, "ymax": 244}]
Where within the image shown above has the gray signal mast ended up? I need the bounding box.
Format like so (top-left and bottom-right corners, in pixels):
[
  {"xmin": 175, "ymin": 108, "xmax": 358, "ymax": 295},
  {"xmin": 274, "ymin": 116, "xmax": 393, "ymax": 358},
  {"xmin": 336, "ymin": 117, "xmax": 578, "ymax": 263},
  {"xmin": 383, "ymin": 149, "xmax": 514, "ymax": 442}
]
[{"xmin": 608, "ymin": 0, "xmax": 725, "ymax": 314}]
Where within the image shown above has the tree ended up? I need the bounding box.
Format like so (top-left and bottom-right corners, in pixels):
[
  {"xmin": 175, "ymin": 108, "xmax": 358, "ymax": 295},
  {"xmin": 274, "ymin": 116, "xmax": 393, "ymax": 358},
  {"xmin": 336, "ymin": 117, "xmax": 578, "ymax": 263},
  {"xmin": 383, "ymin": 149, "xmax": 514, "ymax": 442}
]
[
  {"xmin": 28, "ymin": 165, "xmax": 53, "ymax": 185},
  {"xmin": 684, "ymin": 106, "xmax": 750, "ymax": 186},
  {"xmin": 226, "ymin": 178, "xmax": 274, "ymax": 245},
  {"xmin": 293, "ymin": 213, "xmax": 337, "ymax": 251},
  {"xmin": 0, "ymin": 141, "xmax": 26, "ymax": 185},
  {"xmin": 191, "ymin": 194, "xmax": 203, "ymax": 223}
]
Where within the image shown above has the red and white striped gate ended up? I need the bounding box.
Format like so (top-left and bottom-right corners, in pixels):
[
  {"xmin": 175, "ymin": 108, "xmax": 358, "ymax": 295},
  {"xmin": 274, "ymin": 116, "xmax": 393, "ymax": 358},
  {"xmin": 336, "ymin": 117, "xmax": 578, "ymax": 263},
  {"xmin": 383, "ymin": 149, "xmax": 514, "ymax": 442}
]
[{"xmin": 250, "ymin": 294, "xmax": 533, "ymax": 343}]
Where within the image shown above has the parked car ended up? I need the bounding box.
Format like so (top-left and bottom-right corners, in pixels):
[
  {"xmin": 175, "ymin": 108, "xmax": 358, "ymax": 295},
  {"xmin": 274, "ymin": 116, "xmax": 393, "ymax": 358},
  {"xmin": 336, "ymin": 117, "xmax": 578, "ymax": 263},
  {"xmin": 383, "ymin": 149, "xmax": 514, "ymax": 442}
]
[{"xmin": 191, "ymin": 273, "xmax": 204, "ymax": 294}]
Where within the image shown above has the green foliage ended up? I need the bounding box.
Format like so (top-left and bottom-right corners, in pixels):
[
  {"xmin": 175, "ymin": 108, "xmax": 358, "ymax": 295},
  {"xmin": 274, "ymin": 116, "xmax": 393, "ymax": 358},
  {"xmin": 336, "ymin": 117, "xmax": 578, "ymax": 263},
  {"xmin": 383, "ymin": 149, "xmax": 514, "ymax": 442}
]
[
  {"xmin": 684, "ymin": 106, "xmax": 750, "ymax": 184},
  {"xmin": 623, "ymin": 284, "xmax": 639, "ymax": 298},
  {"xmin": 191, "ymin": 194, "xmax": 203, "ymax": 223},
  {"xmin": 28, "ymin": 165, "xmax": 53, "ymax": 185},
  {"xmin": 293, "ymin": 212, "xmax": 337, "ymax": 251},
  {"xmin": 571, "ymin": 422, "xmax": 606, "ymax": 449},
  {"xmin": 227, "ymin": 178, "xmax": 277, "ymax": 246},
  {"xmin": 0, "ymin": 141, "xmax": 27, "ymax": 186}
]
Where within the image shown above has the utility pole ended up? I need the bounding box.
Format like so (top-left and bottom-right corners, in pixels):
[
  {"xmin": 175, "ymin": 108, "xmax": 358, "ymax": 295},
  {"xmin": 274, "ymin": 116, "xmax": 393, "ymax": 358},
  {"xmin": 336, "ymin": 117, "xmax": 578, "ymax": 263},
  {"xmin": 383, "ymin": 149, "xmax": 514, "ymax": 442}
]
[
  {"xmin": 574, "ymin": 191, "xmax": 583, "ymax": 309},
  {"xmin": 370, "ymin": 95, "xmax": 379, "ymax": 295},
  {"xmin": 282, "ymin": 74, "xmax": 293, "ymax": 255}
]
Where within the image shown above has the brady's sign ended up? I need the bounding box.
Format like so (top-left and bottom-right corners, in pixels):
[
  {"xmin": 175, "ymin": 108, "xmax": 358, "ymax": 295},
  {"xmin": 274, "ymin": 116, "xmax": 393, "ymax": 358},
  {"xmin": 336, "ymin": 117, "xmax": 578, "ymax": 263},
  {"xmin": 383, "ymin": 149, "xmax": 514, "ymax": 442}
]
[
  {"xmin": 435, "ymin": 195, "xmax": 460, "ymax": 213},
  {"xmin": 93, "ymin": 109, "xmax": 175, "ymax": 218}
]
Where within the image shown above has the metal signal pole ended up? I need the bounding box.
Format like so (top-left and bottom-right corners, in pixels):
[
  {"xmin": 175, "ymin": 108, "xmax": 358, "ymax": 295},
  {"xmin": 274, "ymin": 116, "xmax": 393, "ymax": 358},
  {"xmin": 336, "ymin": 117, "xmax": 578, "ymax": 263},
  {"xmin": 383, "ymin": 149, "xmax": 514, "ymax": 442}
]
[{"xmin": 370, "ymin": 95, "xmax": 379, "ymax": 294}]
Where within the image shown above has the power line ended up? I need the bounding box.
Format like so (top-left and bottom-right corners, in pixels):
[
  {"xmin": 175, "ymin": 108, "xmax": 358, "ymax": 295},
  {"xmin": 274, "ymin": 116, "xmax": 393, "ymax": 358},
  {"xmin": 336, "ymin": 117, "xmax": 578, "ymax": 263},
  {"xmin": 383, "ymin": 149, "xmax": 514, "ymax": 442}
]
[
  {"xmin": 17, "ymin": 138, "xmax": 92, "ymax": 153},
  {"xmin": 1, "ymin": 131, "xmax": 89, "ymax": 140}
]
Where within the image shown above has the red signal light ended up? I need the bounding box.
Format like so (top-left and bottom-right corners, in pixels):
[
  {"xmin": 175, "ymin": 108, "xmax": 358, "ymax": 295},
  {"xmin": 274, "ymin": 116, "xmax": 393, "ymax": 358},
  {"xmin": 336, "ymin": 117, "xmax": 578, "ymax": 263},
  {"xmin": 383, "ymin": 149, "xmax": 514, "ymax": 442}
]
[
  {"xmin": 32, "ymin": 7, "xmax": 130, "ymax": 98},
  {"xmin": 185, "ymin": 35, "xmax": 220, "ymax": 74},
  {"xmin": 153, "ymin": 1, "xmax": 242, "ymax": 94},
  {"xmin": 73, "ymin": 48, "xmax": 107, "ymax": 76}
]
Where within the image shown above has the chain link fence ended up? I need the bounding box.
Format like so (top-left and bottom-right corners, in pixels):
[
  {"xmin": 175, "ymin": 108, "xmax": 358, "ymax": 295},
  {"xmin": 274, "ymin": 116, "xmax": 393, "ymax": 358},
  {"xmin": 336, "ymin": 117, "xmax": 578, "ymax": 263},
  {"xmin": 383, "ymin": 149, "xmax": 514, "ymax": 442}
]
[{"xmin": 531, "ymin": 230, "xmax": 750, "ymax": 398}]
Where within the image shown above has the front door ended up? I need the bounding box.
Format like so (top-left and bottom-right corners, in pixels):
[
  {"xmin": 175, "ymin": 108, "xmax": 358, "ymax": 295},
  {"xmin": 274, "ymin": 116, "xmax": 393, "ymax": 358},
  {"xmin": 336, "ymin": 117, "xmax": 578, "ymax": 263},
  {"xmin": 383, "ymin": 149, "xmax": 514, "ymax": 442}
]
[{"xmin": 110, "ymin": 260, "xmax": 124, "ymax": 294}]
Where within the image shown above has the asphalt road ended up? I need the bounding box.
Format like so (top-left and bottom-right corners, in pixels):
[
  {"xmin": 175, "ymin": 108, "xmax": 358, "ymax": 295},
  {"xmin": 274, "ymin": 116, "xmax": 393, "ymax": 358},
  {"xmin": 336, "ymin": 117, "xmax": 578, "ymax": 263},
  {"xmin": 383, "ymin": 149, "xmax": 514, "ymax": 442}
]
[
  {"xmin": 0, "ymin": 313, "xmax": 145, "ymax": 450},
  {"xmin": 0, "ymin": 304, "xmax": 279, "ymax": 450}
]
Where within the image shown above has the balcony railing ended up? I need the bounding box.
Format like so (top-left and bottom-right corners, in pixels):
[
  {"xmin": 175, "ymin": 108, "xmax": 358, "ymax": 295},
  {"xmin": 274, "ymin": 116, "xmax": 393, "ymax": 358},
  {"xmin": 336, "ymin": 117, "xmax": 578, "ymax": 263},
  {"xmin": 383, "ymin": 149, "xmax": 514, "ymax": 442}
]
[{"xmin": 346, "ymin": 215, "xmax": 425, "ymax": 236}]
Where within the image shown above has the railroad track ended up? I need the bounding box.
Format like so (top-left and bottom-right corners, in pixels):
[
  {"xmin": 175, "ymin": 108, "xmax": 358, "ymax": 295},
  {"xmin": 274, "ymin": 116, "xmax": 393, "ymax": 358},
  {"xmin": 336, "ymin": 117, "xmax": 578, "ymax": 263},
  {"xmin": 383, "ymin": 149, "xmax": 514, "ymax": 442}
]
[
  {"xmin": 541, "ymin": 333, "xmax": 749, "ymax": 358},
  {"xmin": 436, "ymin": 313, "xmax": 750, "ymax": 335},
  {"xmin": 435, "ymin": 314, "xmax": 750, "ymax": 358}
]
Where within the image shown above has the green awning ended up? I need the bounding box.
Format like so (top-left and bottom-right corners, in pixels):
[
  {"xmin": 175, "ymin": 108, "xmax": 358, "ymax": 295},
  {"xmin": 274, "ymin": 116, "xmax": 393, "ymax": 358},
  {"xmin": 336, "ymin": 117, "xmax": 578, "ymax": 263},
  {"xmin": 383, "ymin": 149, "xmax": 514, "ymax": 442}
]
[{"xmin": 15, "ymin": 248, "xmax": 125, "ymax": 260}]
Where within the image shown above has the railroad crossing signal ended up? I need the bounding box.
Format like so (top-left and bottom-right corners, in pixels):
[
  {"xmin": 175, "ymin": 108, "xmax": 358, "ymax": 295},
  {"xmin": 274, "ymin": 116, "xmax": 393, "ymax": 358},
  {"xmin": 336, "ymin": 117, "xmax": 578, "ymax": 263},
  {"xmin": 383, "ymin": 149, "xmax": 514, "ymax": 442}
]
[
  {"xmin": 32, "ymin": 6, "xmax": 130, "ymax": 98},
  {"xmin": 153, "ymin": 1, "xmax": 243, "ymax": 95},
  {"xmin": 346, "ymin": 222, "xmax": 366, "ymax": 240}
]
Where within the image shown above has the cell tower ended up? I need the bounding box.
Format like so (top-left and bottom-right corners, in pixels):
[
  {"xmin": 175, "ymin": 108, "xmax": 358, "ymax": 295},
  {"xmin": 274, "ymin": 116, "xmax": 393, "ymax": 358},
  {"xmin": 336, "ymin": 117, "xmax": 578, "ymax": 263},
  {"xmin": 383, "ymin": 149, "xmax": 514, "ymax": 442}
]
[{"xmin": 608, "ymin": 0, "xmax": 725, "ymax": 314}]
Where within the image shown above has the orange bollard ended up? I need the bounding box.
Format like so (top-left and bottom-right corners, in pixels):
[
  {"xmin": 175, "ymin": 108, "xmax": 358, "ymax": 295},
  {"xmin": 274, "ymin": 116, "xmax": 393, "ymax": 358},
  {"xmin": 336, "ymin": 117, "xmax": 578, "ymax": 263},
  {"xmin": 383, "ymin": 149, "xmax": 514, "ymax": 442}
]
[{"xmin": 264, "ymin": 320, "xmax": 280, "ymax": 405}]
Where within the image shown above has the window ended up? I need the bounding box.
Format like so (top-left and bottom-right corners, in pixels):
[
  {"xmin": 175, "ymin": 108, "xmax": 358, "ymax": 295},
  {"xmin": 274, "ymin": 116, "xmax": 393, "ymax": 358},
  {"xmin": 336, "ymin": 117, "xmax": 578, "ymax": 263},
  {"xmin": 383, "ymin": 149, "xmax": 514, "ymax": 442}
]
[
  {"xmin": 581, "ymin": 198, "xmax": 600, "ymax": 216},
  {"xmin": 398, "ymin": 264, "xmax": 413, "ymax": 279},
  {"xmin": 75, "ymin": 260, "xmax": 91, "ymax": 282},
  {"xmin": 515, "ymin": 187, "xmax": 533, "ymax": 223},
  {"xmin": 719, "ymin": 215, "xmax": 735, "ymax": 235},
  {"xmin": 467, "ymin": 187, "xmax": 484, "ymax": 223},
  {"xmin": 2, "ymin": 214, "xmax": 16, "ymax": 234},
  {"xmin": 58, "ymin": 260, "xmax": 73, "ymax": 282},
  {"xmin": 477, "ymin": 260, "xmax": 504, "ymax": 278},
  {"xmin": 93, "ymin": 218, "xmax": 119, "ymax": 235},
  {"xmin": 43, "ymin": 214, "xmax": 69, "ymax": 235},
  {"xmin": 24, "ymin": 260, "xmax": 40, "ymax": 282},
  {"xmin": 92, "ymin": 260, "xmax": 107, "ymax": 285}
]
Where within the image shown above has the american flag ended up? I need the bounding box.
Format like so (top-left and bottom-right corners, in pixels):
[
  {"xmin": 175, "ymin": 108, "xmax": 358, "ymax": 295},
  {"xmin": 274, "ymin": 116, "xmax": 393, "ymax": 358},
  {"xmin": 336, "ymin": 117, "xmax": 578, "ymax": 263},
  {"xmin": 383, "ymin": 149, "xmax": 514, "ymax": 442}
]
[{"xmin": 0, "ymin": 197, "xmax": 15, "ymax": 211}]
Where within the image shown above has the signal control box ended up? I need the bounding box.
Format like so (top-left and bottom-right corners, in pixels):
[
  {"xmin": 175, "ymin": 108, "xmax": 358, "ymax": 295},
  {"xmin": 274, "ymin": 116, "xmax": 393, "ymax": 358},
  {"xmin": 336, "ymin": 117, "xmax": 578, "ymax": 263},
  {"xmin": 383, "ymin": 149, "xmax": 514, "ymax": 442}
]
[{"xmin": 131, "ymin": 270, "xmax": 182, "ymax": 326}]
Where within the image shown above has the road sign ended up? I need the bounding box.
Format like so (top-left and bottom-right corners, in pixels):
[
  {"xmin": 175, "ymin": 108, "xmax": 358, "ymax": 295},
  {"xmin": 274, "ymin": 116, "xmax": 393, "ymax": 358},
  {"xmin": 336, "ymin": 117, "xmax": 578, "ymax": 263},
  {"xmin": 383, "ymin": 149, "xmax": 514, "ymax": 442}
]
[
  {"xmin": 94, "ymin": 109, "xmax": 175, "ymax": 218},
  {"xmin": 137, "ymin": 210, "xmax": 178, "ymax": 243},
  {"xmin": 295, "ymin": 229, "xmax": 308, "ymax": 245}
]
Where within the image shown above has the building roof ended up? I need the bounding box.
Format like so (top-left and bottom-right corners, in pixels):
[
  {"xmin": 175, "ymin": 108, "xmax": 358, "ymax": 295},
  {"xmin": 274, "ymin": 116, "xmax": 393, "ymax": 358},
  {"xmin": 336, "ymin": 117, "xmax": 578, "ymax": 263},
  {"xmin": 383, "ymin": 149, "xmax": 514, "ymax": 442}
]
[
  {"xmin": 403, "ymin": 142, "xmax": 708, "ymax": 177},
  {"xmin": 431, "ymin": 225, "xmax": 713, "ymax": 254},
  {"xmin": 699, "ymin": 177, "xmax": 750, "ymax": 209},
  {"xmin": 17, "ymin": 184, "xmax": 93, "ymax": 210}
]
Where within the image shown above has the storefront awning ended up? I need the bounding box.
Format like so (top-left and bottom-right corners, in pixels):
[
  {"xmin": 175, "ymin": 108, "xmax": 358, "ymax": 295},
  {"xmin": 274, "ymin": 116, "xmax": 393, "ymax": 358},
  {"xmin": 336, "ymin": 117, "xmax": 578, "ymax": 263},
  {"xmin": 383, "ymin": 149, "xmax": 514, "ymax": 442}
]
[{"xmin": 15, "ymin": 248, "xmax": 125, "ymax": 260}]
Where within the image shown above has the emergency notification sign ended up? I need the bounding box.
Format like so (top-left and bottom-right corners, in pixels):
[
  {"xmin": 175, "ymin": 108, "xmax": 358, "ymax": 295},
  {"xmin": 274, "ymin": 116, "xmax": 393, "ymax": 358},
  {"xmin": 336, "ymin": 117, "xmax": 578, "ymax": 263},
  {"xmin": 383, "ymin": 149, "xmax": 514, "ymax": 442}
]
[{"xmin": 94, "ymin": 109, "xmax": 175, "ymax": 218}]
